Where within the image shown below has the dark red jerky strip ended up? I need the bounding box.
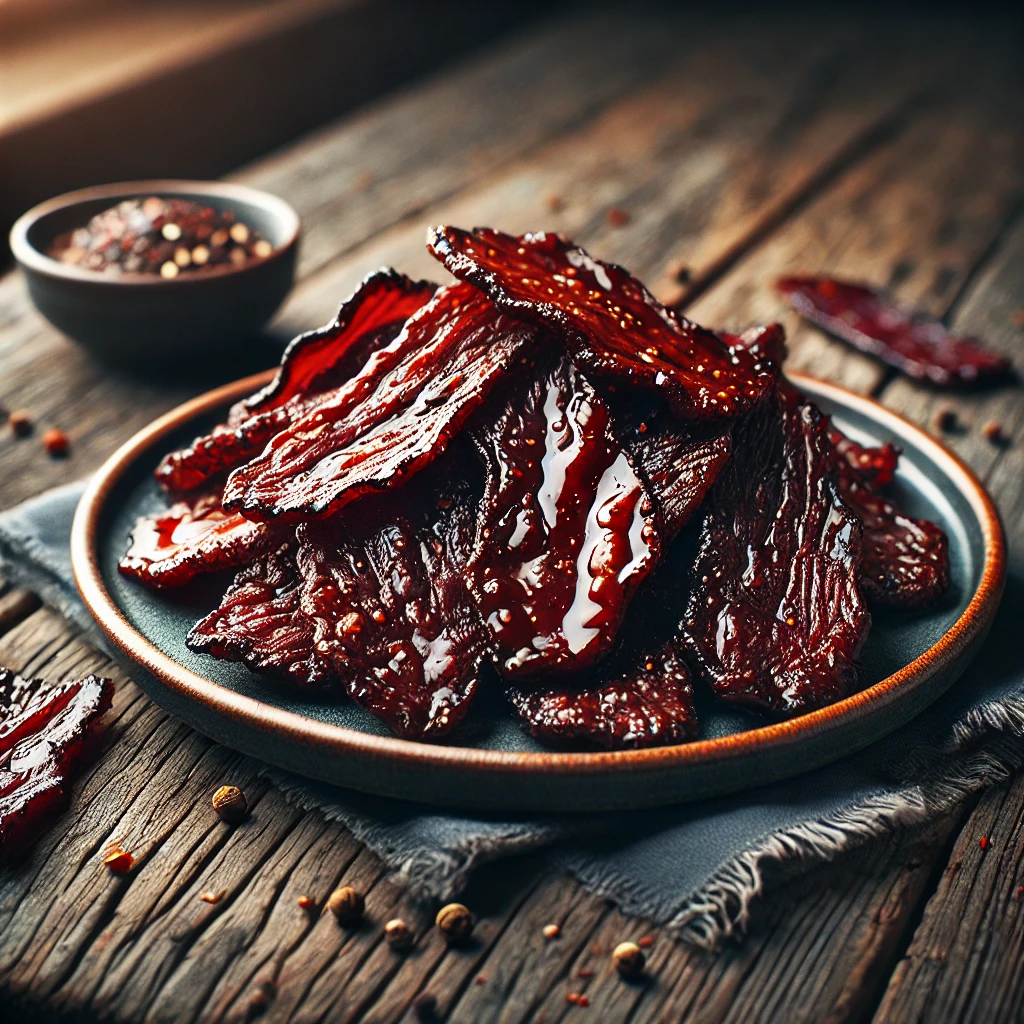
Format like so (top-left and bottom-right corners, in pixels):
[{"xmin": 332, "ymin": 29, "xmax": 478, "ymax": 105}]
[
  {"xmin": 830, "ymin": 429, "xmax": 899, "ymax": 487},
  {"xmin": 834, "ymin": 443, "xmax": 949, "ymax": 611},
  {"xmin": 1, "ymin": 670, "xmax": 114, "ymax": 856},
  {"xmin": 119, "ymin": 490, "xmax": 272, "ymax": 590},
  {"xmin": 506, "ymin": 644, "xmax": 697, "ymax": 750},
  {"xmin": 187, "ymin": 541, "xmax": 332, "ymax": 690},
  {"xmin": 156, "ymin": 270, "xmax": 437, "ymax": 494},
  {"xmin": 468, "ymin": 356, "xmax": 661, "ymax": 680},
  {"xmin": 777, "ymin": 276, "xmax": 1012, "ymax": 388},
  {"xmin": 428, "ymin": 226, "xmax": 776, "ymax": 419},
  {"xmin": 682, "ymin": 391, "xmax": 870, "ymax": 716},
  {"xmin": 222, "ymin": 283, "xmax": 537, "ymax": 523},
  {"xmin": 295, "ymin": 495, "xmax": 486, "ymax": 740}
]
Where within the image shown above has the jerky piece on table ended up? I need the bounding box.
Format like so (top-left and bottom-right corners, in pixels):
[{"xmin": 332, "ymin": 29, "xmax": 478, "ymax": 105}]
[
  {"xmin": 187, "ymin": 541, "xmax": 331, "ymax": 690},
  {"xmin": 156, "ymin": 270, "xmax": 437, "ymax": 494},
  {"xmin": 428, "ymin": 226, "xmax": 776, "ymax": 419},
  {"xmin": 468, "ymin": 356, "xmax": 662, "ymax": 679},
  {"xmin": 119, "ymin": 488, "xmax": 272, "ymax": 589},
  {"xmin": 832, "ymin": 434, "xmax": 949, "ymax": 611},
  {"xmin": 295, "ymin": 484, "xmax": 487, "ymax": 740},
  {"xmin": 1, "ymin": 669, "xmax": 114, "ymax": 856},
  {"xmin": 777, "ymin": 276, "xmax": 1012, "ymax": 388},
  {"xmin": 506, "ymin": 643, "xmax": 697, "ymax": 750},
  {"xmin": 682, "ymin": 391, "xmax": 871, "ymax": 716},
  {"xmin": 224, "ymin": 283, "xmax": 537, "ymax": 523}
]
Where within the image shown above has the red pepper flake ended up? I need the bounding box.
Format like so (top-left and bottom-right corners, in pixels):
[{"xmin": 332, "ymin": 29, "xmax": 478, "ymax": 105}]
[
  {"xmin": 981, "ymin": 421, "xmax": 1008, "ymax": 446},
  {"xmin": 577, "ymin": 967, "xmax": 595, "ymax": 979},
  {"xmin": 979, "ymin": 836, "xmax": 989, "ymax": 851},
  {"xmin": 475, "ymin": 975, "xmax": 487, "ymax": 985},
  {"xmin": 578, "ymin": 994, "xmax": 590, "ymax": 1007},
  {"xmin": 297, "ymin": 894, "xmax": 315, "ymax": 909},
  {"xmin": 606, "ymin": 208, "xmax": 630, "ymax": 228},
  {"xmin": 545, "ymin": 194, "xmax": 565, "ymax": 213},
  {"xmin": 637, "ymin": 935, "xmax": 655, "ymax": 948},
  {"xmin": 103, "ymin": 848, "xmax": 133, "ymax": 874},
  {"xmin": 200, "ymin": 890, "xmax": 225, "ymax": 904},
  {"xmin": 43, "ymin": 428, "xmax": 69, "ymax": 457},
  {"xmin": 566, "ymin": 992, "xmax": 580, "ymax": 1004},
  {"xmin": 1015, "ymin": 885, "xmax": 1023, "ymax": 901}
]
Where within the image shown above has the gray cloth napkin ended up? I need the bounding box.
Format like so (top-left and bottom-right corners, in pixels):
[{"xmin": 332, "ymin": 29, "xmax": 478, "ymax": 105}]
[{"xmin": 3, "ymin": 481, "xmax": 1023, "ymax": 946}]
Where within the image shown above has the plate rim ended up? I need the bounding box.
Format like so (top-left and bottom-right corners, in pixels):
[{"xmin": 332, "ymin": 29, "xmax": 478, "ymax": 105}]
[{"xmin": 71, "ymin": 371, "xmax": 1007, "ymax": 783}]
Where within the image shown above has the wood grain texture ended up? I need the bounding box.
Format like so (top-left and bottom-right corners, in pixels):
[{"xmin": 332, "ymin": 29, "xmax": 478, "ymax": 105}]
[{"xmin": 0, "ymin": 8, "xmax": 1023, "ymax": 1023}]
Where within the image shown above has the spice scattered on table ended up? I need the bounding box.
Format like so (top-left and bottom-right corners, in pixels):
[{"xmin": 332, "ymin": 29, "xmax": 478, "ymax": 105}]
[
  {"xmin": 0, "ymin": 667, "xmax": 113, "ymax": 857},
  {"xmin": 384, "ymin": 917, "xmax": 413, "ymax": 950},
  {"xmin": 981, "ymin": 421, "xmax": 1008, "ymax": 446},
  {"xmin": 637, "ymin": 934, "xmax": 655, "ymax": 948},
  {"xmin": 612, "ymin": 940, "xmax": 645, "ymax": 978},
  {"xmin": 47, "ymin": 197, "xmax": 275, "ymax": 278},
  {"xmin": 777, "ymin": 276, "xmax": 1012, "ymax": 388},
  {"xmin": 672, "ymin": 263, "xmax": 692, "ymax": 285},
  {"xmin": 327, "ymin": 885, "xmax": 364, "ymax": 924},
  {"xmin": 249, "ymin": 980, "xmax": 275, "ymax": 1016},
  {"xmin": 42, "ymin": 428, "xmax": 69, "ymax": 458},
  {"xmin": 297, "ymin": 894, "xmax": 316, "ymax": 909},
  {"xmin": 979, "ymin": 836, "xmax": 989, "ymax": 851},
  {"xmin": 475, "ymin": 975, "xmax": 487, "ymax": 985},
  {"xmin": 103, "ymin": 847, "xmax": 134, "ymax": 874},
  {"xmin": 545, "ymin": 193, "xmax": 565, "ymax": 213},
  {"xmin": 436, "ymin": 902, "xmax": 474, "ymax": 942},
  {"xmin": 413, "ymin": 992, "xmax": 438, "ymax": 1021},
  {"xmin": 606, "ymin": 207, "xmax": 630, "ymax": 227},
  {"xmin": 932, "ymin": 407, "xmax": 958, "ymax": 433},
  {"xmin": 543, "ymin": 923, "xmax": 561, "ymax": 939},
  {"xmin": 200, "ymin": 890, "xmax": 225, "ymax": 904},
  {"xmin": 577, "ymin": 967, "xmax": 595, "ymax": 979},
  {"xmin": 8, "ymin": 409, "xmax": 32, "ymax": 437},
  {"xmin": 1015, "ymin": 885, "xmax": 1023, "ymax": 901},
  {"xmin": 211, "ymin": 784, "xmax": 248, "ymax": 824},
  {"xmin": 566, "ymin": 992, "xmax": 581, "ymax": 1004}
]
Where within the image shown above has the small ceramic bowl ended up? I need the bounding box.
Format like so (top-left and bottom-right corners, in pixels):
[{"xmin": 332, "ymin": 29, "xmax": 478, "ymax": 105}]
[{"xmin": 9, "ymin": 180, "xmax": 299, "ymax": 367}]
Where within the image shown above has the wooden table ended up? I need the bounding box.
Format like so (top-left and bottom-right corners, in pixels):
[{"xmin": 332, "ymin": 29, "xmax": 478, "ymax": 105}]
[{"xmin": 2, "ymin": 7, "xmax": 1023, "ymax": 1021}]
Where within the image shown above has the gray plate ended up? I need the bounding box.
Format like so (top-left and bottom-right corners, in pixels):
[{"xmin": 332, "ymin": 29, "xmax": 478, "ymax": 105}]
[{"xmin": 72, "ymin": 372, "xmax": 1005, "ymax": 812}]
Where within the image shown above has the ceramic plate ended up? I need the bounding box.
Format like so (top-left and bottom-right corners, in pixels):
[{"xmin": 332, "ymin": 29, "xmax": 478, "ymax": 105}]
[{"xmin": 72, "ymin": 372, "xmax": 1005, "ymax": 811}]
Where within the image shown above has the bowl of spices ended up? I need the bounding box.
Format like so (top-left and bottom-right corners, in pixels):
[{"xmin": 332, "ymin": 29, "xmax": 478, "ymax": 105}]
[{"xmin": 9, "ymin": 180, "xmax": 299, "ymax": 366}]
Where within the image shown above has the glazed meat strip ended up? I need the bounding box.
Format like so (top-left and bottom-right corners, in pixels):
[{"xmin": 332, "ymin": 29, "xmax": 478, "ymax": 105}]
[
  {"xmin": 187, "ymin": 540, "xmax": 332, "ymax": 690},
  {"xmin": 467, "ymin": 355, "xmax": 663, "ymax": 679},
  {"xmin": 119, "ymin": 487, "xmax": 273, "ymax": 589},
  {"xmin": 1, "ymin": 669, "xmax": 114, "ymax": 855},
  {"xmin": 156, "ymin": 270, "xmax": 437, "ymax": 494},
  {"xmin": 223, "ymin": 283, "xmax": 537, "ymax": 523},
  {"xmin": 506, "ymin": 643, "xmax": 697, "ymax": 750},
  {"xmin": 428, "ymin": 226, "xmax": 776, "ymax": 419},
  {"xmin": 830, "ymin": 429, "xmax": 899, "ymax": 486},
  {"xmin": 294, "ymin": 474, "xmax": 488, "ymax": 740},
  {"xmin": 682, "ymin": 389, "xmax": 871, "ymax": 716}
]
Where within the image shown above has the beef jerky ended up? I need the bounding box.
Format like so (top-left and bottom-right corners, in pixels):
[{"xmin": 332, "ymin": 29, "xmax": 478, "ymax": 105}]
[
  {"xmin": 1, "ymin": 669, "xmax": 113, "ymax": 856},
  {"xmin": 468, "ymin": 356, "xmax": 661, "ymax": 679},
  {"xmin": 156, "ymin": 270, "xmax": 436, "ymax": 494},
  {"xmin": 506, "ymin": 643, "xmax": 697, "ymax": 750},
  {"xmin": 295, "ymin": 485, "xmax": 487, "ymax": 740},
  {"xmin": 777, "ymin": 276, "xmax": 1012, "ymax": 388},
  {"xmin": 187, "ymin": 540, "xmax": 331, "ymax": 690},
  {"xmin": 682, "ymin": 391, "xmax": 871, "ymax": 716},
  {"xmin": 119, "ymin": 489, "xmax": 271, "ymax": 589},
  {"xmin": 223, "ymin": 282, "xmax": 536, "ymax": 523},
  {"xmin": 428, "ymin": 226, "xmax": 776, "ymax": 418}
]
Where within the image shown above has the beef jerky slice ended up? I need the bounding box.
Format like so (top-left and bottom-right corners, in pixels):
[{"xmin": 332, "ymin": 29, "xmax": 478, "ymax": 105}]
[
  {"xmin": 223, "ymin": 282, "xmax": 536, "ymax": 523},
  {"xmin": 778, "ymin": 276, "xmax": 1012, "ymax": 388},
  {"xmin": 1, "ymin": 669, "xmax": 113, "ymax": 856},
  {"xmin": 833, "ymin": 433, "xmax": 949, "ymax": 611},
  {"xmin": 295, "ymin": 486, "xmax": 487, "ymax": 740},
  {"xmin": 428, "ymin": 226, "xmax": 775, "ymax": 418},
  {"xmin": 682, "ymin": 393, "xmax": 871, "ymax": 716},
  {"xmin": 187, "ymin": 541, "xmax": 331, "ymax": 690},
  {"xmin": 469, "ymin": 356, "xmax": 661, "ymax": 679},
  {"xmin": 506, "ymin": 643, "xmax": 697, "ymax": 750},
  {"xmin": 157, "ymin": 270, "xmax": 437, "ymax": 493},
  {"xmin": 119, "ymin": 489, "xmax": 271, "ymax": 589}
]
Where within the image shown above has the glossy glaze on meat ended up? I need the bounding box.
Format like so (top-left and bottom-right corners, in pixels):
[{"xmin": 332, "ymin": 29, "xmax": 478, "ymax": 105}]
[
  {"xmin": 223, "ymin": 283, "xmax": 536, "ymax": 523},
  {"xmin": 429, "ymin": 226, "xmax": 776, "ymax": 418},
  {"xmin": 468, "ymin": 356, "xmax": 661, "ymax": 679}
]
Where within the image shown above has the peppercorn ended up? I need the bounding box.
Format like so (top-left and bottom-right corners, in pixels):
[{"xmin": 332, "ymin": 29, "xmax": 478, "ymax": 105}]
[
  {"xmin": 103, "ymin": 848, "xmax": 133, "ymax": 874},
  {"xmin": 435, "ymin": 902, "xmax": 474, "ymax": 942},
  {"xmin": 932, "ymin": 407, "xmax": 958, "ymax": 433},
  {"xmin": 43, "ymin": 428, "xmax": 69, "ymax": 457},
  {"xmin": 982, "ymin": 421, "xmax": 1009, "ymax": 446},
  {"xmin": 211, "ymin": 784, "xmax": 248, "ymax": 824},
  {"xmin": 327, "ymin": 885, "xmax": 364, "ymax": 924},
  {"xmin": 384, "ymin": 917, "xmax": 413, "ymax": 950},
  {"xmin": 612, "ymin": 941, "xmax": 645, "ymax": 978},
  {"xmin": 8, "ymin": 409, "xmax": 32, "ymax": 437}
]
